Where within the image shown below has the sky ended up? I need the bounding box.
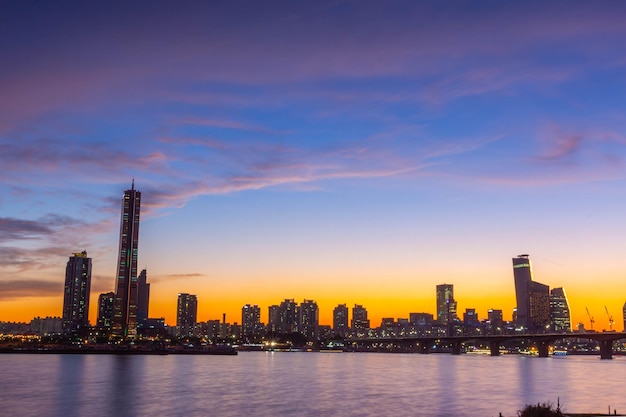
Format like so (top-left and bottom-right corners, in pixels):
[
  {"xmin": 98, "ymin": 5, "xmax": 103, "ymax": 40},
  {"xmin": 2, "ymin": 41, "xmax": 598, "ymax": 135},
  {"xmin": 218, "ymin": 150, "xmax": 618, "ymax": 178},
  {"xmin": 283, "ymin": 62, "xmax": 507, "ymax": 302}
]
[{"xmin": 1, "ymin": 0, "xmax": 626, "ymax": 330}]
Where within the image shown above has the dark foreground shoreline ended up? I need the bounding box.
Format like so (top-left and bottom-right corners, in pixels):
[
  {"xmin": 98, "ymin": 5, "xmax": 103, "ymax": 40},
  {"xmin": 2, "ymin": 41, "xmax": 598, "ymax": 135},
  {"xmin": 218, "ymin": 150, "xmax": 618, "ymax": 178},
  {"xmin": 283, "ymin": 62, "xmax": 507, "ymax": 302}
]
[{"xmin": 0, "ymin": 346, "xmax": 237, "ymax": 355}]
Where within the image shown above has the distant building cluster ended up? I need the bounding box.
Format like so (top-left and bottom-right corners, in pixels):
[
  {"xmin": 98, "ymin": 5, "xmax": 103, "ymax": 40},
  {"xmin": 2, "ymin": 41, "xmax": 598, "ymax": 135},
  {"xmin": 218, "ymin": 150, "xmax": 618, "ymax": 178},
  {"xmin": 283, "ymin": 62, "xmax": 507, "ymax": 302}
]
[{"xmin": 4, "ymin": 185, "xmax": 626, "ymax": 344}]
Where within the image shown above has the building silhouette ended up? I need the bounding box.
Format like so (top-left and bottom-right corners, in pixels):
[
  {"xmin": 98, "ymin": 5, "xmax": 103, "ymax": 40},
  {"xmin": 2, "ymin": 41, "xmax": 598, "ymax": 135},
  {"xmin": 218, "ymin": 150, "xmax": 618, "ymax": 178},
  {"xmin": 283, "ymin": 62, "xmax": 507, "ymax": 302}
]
[
  {"xmin": 176, "ymin": 293, "xmax": 198, "ymax": 337},
  {"xmin": 137, "ymin": 269, "xmax": 150, "ymax": 323},
  {"xmin": 351, "ymin": 304, "xmax": 370, "ymax": 330},
  {"xmin": 436, "ymin": 284, "xmax": 457, "ymax": 325},
  {"xmin": 112, "ymin": 182, "xmax": 141, "ymax": 338},
  {"xmin": 298, "ymin": 299, "xmax": 319, "ymax": 341},
  {"xmin": 97, "ymin": 292, "xmax": 115, "ymax": 330},
  {"xmin": 622, "ymin": 302, "xmax": 626, "ymax": 332},
  {"xmin": 513, "ymin": 254, "xmax": 550, "ymax": 332},
  {"xmin": 488, "ymin": 309, "xmax": 503, "ymax": 327},
  {"xmin": 549, "ymin": 287, "xmax": 571, "ymax": 332},
  {"xmin": 277, "ymin": 299, "xmax": 299, "ymax": 334},
  {"xmin": 333, "ymin": 304, "xmax": 349, "ymax": 337},
  {"xmin": 31, "ymin": 316, "xmax": 63, "ymax": 336},
  {"xmin": 409, "ymin": 312, "xmax": 433, "ymax": 326},
  {"xmin": 267, "ymin": 304, "xmax": 279, "ymax": 333},
  {"xmin": 62, "ymin": 251, "xmax": 92, "ymax": 334},
  {"xmin": 241, "ymin": 304, "xmax": 261, "ymax": 341},
  {"xmin": 463, "ymin": 308, "xmax": 479, "ymax": 327}
]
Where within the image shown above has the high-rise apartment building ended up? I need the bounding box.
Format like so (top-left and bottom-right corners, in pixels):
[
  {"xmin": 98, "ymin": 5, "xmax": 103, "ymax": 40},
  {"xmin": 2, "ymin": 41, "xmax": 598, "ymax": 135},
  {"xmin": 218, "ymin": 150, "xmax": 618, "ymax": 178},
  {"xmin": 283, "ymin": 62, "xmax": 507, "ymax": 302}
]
[
  {"xmin": 267, "ymin": 304, "xmax": 279, "ymax": 333},
  {"xmin": 298, "ymin": 299, "xmax": 319, "ymax": 341},
  {"xmin": 463, "ymin": 308, "xmax": 479, "ymax": 327},
  {"xmin": 97, "ymin": 292, "xmax": 115, "ymax": 330},
  {"xmin": 176, "ymin": 293, "xmax": 198, "ymax": 337},
  {"xmin": 513, "ymin": 254, "xmax": 550, "ymax": 332},
  {"xmin": 488, "ymin": 309, "xmax": 503, "ymax": 327},
  {"xmin": 62, "ymin": 251, "xmax": 92, "ymax": 334},
  {"xmin": 137, "ymin": 269, "xmax": 150, "ymax": 323},
  {"xmin": 112, "ymin": 182, "xmax": 141, "ymax": 338},
  {"xmin": 549, "ymin": 287, "xmax": 571, "ymax": 333},
  {"xmin": 277, "ymin": 299, "xmax": 299, "ymax": 334},
  {"xmin": 241, "ymin": 304, "xmax": 261, "ymax": 341},
  {"xmin": 31, "ymin": 316, "xmax": 63, "ymax": 335},
  {"xmin": 351, "ymin": 304, "xmax": 370, "ymax": 329},
  {"xmin": 436, "ymin": 284, "xmax": 457, "ymax": 325},
  {"xmin": 333, "ymin": 303, "xmax": 349, "ymax": 336}
]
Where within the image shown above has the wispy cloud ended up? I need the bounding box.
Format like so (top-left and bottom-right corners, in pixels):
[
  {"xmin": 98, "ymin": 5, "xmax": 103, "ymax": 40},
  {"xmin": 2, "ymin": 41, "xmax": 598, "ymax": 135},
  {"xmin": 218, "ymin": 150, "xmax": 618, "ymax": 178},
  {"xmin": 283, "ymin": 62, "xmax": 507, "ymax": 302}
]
[
  {"xmin": 0, "ymin": 137, "xmax": 176, "ymax": 187},
  {"xmin": 0, "ymin": 245, "xmax": 69, "ymax": 271},
  {"xmin": 0, "ymin": 279, "xmax": 62, "ymax": 300},
  {"xmin": 150, "ymin": 273, "xmax": 208, "ymax": 283},
  {"xmin": 536, "ymin": 133, "xmax": 584, "ymax": 162},
  {"xmin": 0, "ymin": 218, "xmax": 53, "ymax": 242},
  {"xmin": 175, "ymin": 117, "xmax": 291, "ymax": 135}
]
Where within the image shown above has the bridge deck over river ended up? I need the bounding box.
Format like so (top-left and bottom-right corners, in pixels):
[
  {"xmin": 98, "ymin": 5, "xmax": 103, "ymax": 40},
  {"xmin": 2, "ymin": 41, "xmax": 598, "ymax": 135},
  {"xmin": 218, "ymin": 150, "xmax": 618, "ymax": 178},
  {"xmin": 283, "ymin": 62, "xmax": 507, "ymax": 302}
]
[{"xmin": 347, "ymin": 332, "xmax": 626, "ymax": 359}]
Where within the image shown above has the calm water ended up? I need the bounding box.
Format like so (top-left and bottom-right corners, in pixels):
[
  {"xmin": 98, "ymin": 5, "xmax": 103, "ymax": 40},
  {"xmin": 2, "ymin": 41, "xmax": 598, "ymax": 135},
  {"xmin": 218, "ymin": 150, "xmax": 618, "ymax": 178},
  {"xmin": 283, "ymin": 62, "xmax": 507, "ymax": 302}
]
[{"xmin": 1, "ymin": 352, "xmax": 625, "ymax": 417}]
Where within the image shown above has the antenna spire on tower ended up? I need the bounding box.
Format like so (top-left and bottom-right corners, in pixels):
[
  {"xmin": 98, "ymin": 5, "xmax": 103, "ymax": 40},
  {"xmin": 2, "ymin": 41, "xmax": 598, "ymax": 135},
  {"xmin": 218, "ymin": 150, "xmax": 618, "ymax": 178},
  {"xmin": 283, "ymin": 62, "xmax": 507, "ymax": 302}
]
[{"xmin": 132, "ymin": 178, "xmax": 135, "ymax": 190}]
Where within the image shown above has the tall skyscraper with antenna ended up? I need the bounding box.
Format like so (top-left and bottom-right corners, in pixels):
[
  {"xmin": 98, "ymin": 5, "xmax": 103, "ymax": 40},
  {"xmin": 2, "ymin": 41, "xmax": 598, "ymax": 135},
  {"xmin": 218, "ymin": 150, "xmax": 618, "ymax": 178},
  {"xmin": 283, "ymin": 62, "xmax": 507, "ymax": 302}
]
[{"xmin": 112, "ymin": 181, "xmax": 141, "ymax": 338}]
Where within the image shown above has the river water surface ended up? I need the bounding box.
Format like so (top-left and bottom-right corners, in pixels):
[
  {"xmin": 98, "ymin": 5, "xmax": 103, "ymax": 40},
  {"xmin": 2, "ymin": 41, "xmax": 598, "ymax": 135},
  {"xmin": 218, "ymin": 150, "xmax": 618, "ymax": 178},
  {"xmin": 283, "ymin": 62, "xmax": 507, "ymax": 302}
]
[{"xmin": 1, "ymin": 352, "xmax": 625, "ymax": 417}]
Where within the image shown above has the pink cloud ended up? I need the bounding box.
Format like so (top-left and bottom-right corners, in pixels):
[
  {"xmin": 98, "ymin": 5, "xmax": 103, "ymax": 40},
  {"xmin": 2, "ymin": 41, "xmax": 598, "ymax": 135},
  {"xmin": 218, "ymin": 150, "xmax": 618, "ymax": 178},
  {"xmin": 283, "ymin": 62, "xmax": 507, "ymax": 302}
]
[
  {"xmin": 536, "ymin": 133, "xmax": 584, "ymax": 161},
  {"xmin": 175, "ymin": 117, "xmax": 291, "ymax": 135},
  {"xmin": 159, "ymin": 136, "xmax": 227, "ymax": 149}
]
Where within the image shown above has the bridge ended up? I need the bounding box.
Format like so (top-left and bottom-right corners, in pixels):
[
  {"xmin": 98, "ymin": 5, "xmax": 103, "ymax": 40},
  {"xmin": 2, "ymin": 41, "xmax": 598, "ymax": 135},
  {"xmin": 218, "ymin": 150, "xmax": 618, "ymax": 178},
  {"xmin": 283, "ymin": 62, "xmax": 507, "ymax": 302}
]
[{"xmin": 346, "ymin": 332, "xmax": 626, "ymax": 359}]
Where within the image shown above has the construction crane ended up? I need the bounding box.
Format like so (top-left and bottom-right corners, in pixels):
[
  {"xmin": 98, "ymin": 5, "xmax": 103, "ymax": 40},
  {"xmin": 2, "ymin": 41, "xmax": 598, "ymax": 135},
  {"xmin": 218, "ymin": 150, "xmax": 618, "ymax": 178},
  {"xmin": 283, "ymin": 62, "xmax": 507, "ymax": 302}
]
[
  {"xmin": 585, "ymin": 307, "xmax": 595, "ymax": 331},
  {"xmin": 604, "ymin": 306, "xmax": 614, "ymax": 331}
]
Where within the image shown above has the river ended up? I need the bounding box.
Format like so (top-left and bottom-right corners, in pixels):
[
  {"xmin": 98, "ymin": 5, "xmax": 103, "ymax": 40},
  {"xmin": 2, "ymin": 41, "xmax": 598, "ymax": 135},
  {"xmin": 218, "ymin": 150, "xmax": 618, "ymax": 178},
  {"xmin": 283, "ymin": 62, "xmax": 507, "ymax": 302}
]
[{"xmin": 1, "ymin": 352, "xmax": 624, "ymax": 417}]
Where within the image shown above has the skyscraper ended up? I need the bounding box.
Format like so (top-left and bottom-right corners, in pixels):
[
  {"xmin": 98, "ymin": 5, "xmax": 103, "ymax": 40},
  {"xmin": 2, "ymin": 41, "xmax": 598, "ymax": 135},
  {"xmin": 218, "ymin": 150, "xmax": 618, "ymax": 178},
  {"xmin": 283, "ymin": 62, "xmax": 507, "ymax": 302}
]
[
  {"xmin": 351, "ymin": 304, "xmax": 370, "ymax": 330},
  {"xmin": 277, "ymin": 299, "xmax": 299, "ymax": 334},
  {"xmin": 463, "ymin": 308, "xmax": 479, "ymax": 327},
  {"xmin": 241, "ymin": 304, "xmax": 261, "ymax": 341},
  {"xmin": 549, "ymin": 287, "xmax": 571, "ymax": 333},
  {"xmin": 267, "ymin": 304, "xmax": 279, "ymax": 333},
  {"xmin": 97, "ymin": 292, "xmax": 115, "ymax": 330},
  {"xmin": 112, "ymin": 182, "xmax": 141, "ymax": 339},
  {"xmin": 488, "ymin": 309, "xmax": 503, "ymax": 327},
  {"xmin": 513, "ymin": 254, "xmax": 550, "ymax": 333},
  {"xmin": 436, "ymin": 284, "xmax": 457, "ymax": 325},
  {"xmin": 176, "ymin": 293, "xmax": 198, "ymax": 337},
  {"xmin": 298, "ymin": 299, "xmax": 319, "ymax": 341},
  {"xmin": 137, "ymin": 269, "xmax": 150, "ymax": 324},
  {"xmin": 62, "ymin": 251, "xmax": 92, "ymax": 334},
  {"xmin": 332, "ymin": 304, "xmax": 349, "ymax": 336},
  {"xmin": 622, "ymin": 302, "xmax": 626, "ymax": 332}
]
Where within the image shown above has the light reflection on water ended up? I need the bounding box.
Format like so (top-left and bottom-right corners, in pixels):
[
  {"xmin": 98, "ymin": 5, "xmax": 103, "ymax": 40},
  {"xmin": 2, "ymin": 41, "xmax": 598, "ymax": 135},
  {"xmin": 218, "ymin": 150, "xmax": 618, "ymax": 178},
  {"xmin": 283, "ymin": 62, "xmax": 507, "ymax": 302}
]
[{"xmin": 1, "ymin": 352, "xmax": 625, "ymax": 417}]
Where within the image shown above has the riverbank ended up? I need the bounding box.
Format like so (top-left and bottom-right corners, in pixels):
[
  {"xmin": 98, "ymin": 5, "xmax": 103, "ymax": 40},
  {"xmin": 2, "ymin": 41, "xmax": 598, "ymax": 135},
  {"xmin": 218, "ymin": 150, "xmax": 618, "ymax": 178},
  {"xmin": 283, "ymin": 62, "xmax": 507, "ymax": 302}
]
[{"xmin": 0, "ymin": 346, "xmax": 237, "ymax": 355}]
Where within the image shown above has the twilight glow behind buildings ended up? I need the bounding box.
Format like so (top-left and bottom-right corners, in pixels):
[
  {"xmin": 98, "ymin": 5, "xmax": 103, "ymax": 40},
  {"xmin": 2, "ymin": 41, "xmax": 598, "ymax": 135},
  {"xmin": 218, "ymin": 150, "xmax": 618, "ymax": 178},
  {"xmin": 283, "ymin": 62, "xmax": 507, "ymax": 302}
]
[{"xmin": 1, "ymin": 1, "xmax": 626, "ymax": 330}]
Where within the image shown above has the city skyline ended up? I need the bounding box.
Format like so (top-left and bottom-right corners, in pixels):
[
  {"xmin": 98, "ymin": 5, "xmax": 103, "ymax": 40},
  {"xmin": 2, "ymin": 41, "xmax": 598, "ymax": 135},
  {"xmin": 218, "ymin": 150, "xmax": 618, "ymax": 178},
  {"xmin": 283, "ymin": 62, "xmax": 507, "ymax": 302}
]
[{"xmin": 2, "ymin": 1, "xmax": 626, "ymax": 330}]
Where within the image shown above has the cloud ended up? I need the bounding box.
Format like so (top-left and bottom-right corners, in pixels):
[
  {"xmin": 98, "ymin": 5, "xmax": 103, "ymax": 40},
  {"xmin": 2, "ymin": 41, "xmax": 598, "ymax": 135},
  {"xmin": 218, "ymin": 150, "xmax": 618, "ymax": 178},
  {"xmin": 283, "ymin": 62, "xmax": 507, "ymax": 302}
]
[
  {"xmin": 0, "ymin": 279, "xmax": 62, "ymax": 300},
  {"xmin": 536, "ymin": 133, "xmax": 584, "ymax": 162},
  {"xmin": 150, "ymin": 273, "xmax": 208, "ymax": 283},
  {"xmin": 159, "ymin": 136, "xmax": 227, "ymax": 149},
  {"xmin": 2, "ymin": 1, "xmax": 626, "ymax": 132},
  {"xmin": 0, "ymin": 246, "xmax": 70, "ymax": 271},
  {"xmin": 174, "ymin": 118, "xmax": 290, "ymax": 135},
  {"xmin": 90, "ymin": 275, "xmax": 115, "ymax": 295},
  {"xmin": 0, "ymin": 218, "xmax": 53, "ymax": 242},
  {"xmin": 0, "ymin": 214, "xmax": 91, "ymax": 243},
  {"xmin": 532, "ymin": 124, "xmax": 626, "ymax": 168},
  {"xmin": 167, "ymin": 273, "xmax": 207, "ymax": 278},
  {"xmin": 0, "ymin": 137, "xmax": 175, "ymax": 186}
]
